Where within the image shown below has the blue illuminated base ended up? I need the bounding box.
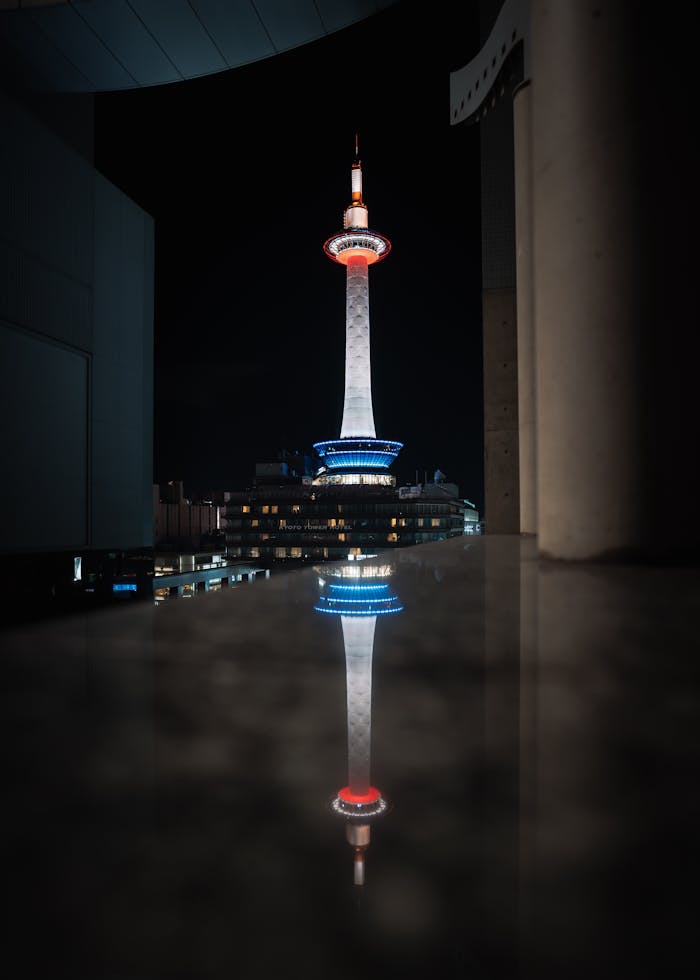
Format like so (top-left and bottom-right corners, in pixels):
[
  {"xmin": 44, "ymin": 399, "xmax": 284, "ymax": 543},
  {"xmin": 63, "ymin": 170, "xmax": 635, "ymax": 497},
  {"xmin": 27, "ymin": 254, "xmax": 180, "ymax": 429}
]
[{"xmin": 313, "ymin": 438, "xmax": 403, "ymax": 472}]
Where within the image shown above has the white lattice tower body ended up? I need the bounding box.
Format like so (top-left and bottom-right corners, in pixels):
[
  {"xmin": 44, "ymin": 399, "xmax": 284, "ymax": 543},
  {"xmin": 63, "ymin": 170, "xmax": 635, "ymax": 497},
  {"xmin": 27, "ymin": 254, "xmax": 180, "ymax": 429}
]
[
  {"xmin": 341, "ymin": 254, "xmax": 376, "ymax": 439},
  {"xmin": 340, "ymin": 613, "xmax": 377, "ymax": 795}
]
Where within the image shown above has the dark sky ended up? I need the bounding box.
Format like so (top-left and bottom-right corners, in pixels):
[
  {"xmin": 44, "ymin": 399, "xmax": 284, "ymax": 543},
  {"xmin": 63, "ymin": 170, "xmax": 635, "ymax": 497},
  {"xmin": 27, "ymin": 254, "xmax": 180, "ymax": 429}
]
[{"xmin": 95, "ymin": 0, "xmax": 484, "ymax": 510}]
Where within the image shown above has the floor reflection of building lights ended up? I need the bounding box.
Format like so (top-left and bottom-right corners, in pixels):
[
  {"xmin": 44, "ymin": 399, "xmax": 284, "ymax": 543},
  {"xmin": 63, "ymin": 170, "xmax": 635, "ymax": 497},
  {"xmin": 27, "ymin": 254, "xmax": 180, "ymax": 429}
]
[{"xmin": 315, "ymin": 561, "xmax": 402, "ymax": 886}]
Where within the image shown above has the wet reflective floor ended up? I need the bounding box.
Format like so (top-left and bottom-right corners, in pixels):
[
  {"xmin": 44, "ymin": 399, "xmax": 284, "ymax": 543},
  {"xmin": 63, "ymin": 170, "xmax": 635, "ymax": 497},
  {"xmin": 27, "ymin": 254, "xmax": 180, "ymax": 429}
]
[{"xmin": 2, "ymin": 536, "xmax": 698, "ymax": 979}]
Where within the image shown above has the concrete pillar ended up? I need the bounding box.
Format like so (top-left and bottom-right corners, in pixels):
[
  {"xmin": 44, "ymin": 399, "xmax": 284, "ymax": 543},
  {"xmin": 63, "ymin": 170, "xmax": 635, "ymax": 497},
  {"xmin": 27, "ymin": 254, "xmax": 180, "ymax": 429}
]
[
  {"xmin": 483, "ymin": 288, "xmax": 520, "ymax": 533},
  {"xmin": 513, "ymin": 81, "xmax": 536, "ymax": 535},
  {"xmin": 531, "ymin": 2, "xmax": 698, "ymax": 559},
  {"xmin": 480, "ymin": 85, "xmax": 520, "ymax": 536}
]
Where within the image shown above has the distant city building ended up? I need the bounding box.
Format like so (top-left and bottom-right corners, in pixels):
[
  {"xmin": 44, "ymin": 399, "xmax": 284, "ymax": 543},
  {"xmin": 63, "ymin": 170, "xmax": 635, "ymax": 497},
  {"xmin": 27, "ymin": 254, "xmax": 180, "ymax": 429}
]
[
  {"xmin": 222, "ymin": 473, "xmax": 474, "ymax": 563},
  {"xmin": 153, "ymin": 550, "xmax": 267, "ymax": 601},
  {"xmin": 153, "ymin": 480, "xmax": 224, "ymax": 552}
]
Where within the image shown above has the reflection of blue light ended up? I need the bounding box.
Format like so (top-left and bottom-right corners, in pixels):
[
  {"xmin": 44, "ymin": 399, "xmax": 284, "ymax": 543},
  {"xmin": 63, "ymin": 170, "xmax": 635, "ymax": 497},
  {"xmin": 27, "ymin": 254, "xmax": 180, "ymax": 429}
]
[
  {"xmin": 329, "ymin": 583, "xmax": 389, "ymax": 593},
  {"xmin": 113, "ymin": 583, "xmax": 137, "ymax": 592},
  {"xmin": 313, "ymin": 439, "xmax": 403, "ymax": 471},
  {"xmin": 319, "ymin": 597, "xmax": 396, "ymax": 604},
  {"xmin": 314, "ymin": 591, "xmax": 402, "ymax": 616},
  {"xmin": 314, "ymin": 605, "xmax": 403, "ymax": 616}
]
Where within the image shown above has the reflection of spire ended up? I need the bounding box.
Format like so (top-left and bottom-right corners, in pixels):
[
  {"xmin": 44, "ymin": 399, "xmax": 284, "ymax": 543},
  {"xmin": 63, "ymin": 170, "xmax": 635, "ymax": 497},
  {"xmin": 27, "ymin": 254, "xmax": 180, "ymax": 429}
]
[{"xmin": 314, "ymin": 560, "xmax": 402, "ymax": 885}]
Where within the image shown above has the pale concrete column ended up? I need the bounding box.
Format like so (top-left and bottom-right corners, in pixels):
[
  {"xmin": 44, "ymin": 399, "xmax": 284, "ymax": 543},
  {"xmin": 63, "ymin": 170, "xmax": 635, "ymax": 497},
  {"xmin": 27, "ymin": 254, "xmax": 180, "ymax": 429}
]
[
  {"xmin": 532, "ymin": 2, "xmax": 643, "ymax": 559},
  {"xmin": 513, "ymin": 81, "xmax": 536, "ymax": 536}
]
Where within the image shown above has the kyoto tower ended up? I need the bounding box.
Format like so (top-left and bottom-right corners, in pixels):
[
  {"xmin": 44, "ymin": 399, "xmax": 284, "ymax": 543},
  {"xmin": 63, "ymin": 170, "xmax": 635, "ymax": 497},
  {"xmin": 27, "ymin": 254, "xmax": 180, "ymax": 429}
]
[
  {"xmin": 315, "ymin": 560, "xmax": 402, "ymax": 885},
  {"xmin": 314, "ymin": 140, "xmax": 402, "ymax": 485}
]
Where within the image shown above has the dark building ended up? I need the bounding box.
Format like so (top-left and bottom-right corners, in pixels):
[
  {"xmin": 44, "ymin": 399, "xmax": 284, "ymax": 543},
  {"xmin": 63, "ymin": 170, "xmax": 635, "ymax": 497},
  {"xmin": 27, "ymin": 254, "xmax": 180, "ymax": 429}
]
[
  {"xmin": 0, "ymin": 85, "xmax": 154, "ymax": 611},
  {"xmin": 153, "ymin": 480, "xmax": 225, "ymax": 553}
]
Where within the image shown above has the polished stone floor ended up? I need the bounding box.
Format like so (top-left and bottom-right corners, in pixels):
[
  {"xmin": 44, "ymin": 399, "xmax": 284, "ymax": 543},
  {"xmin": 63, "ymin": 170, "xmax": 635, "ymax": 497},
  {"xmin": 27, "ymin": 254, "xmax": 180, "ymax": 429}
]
[{"xmin": 2, "ymin": 536, "xmax": 698, "ymax": 979}]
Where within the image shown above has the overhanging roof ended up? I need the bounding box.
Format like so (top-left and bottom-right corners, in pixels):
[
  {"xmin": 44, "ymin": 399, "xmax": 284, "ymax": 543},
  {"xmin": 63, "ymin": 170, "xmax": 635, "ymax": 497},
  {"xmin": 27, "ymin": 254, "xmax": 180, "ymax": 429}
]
[{"xmin": 0, "ymin": 0, "xmax": 397, "ymax": 92}]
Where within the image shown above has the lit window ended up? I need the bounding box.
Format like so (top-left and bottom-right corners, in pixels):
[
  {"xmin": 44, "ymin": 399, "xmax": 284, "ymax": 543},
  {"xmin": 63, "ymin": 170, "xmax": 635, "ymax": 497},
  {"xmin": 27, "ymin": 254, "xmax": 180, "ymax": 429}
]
[
  {"xmin": 338, "ymin": 533, "xmax": 346, "ymax": 542},
  {"xmin": 251, "ymin": 519, "xmax": 259, "ymax": 527},
  {"xmin": 431, "ymin": 518, "xmax": 440, "ymax": 527},
  {"xmin": 249, "ymin": 547, "xmax": 260, "ymax": 558},
  {"xmin": 329, "ymin": 518, "xmax": 337, "ymax": 527},
  {"xmin": 261, "ymin": 534, "xmax": 269, "ymax": 541},
  {"xmin": 418, "ymin": 518, "xmax": 424, "ymax": 527},
  {"xmin": 290, "ymin": 547, "xmax": 302, "ymax": 558},
  {"xmin": 292, "ymin": 504, "xmax": 301, "ymax": 513},
  {"xmin": 399, "ymin": 518, "xmax": 407, "ymax": 527},
  {"xmin": 271, "ymin": 505, "xmax": 278, "ymax": 514},
  {"xmin": 338, "ymin": 518, "xmax": 345, "ymax": 527},
  {"xmin": 337, "ymin": 504, "xmax": 343, "ymax": 513},
  {"xmin": 279, "ymin": 519, "xmax": 286, "ymax": 528},
  {"xmin": 261, "ymin": 505, "xmax": 269, "ymax": 514},
  {"xmin": 387, "ymin": 532, "xmax": 398, "ymax": 542},
  {"xmin": 242, "ymin": 505, "xmax": 250, "ymax": 513},
  {"xmin": 391, "ymin": 518, "xmax": 397, "ymax": 527},
  {"xmin": 275, "ymin": 547, "xmax": 286, "ymax": 558}
]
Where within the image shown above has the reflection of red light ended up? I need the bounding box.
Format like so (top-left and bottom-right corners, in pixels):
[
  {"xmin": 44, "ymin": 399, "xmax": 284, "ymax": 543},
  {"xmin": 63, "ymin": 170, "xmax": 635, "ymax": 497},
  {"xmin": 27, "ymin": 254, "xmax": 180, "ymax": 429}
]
[{"xmin": 338, "ymin": 786, "xmax": 381, "ymax": 804}]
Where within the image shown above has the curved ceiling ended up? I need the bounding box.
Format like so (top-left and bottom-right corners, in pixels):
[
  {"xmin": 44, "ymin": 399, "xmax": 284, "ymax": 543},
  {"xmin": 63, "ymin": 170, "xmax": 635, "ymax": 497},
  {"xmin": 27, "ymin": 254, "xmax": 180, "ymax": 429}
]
[{"xmin": 0, "ymin": 0, "xmax": 397, "ymax": 92}]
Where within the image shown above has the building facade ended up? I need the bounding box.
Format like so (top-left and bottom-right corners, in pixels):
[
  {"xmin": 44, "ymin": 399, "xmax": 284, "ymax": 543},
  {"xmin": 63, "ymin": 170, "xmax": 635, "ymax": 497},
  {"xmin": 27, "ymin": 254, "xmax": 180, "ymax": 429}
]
[{"xmin": 222, "ymin": 479, "xmax": 471, "ymax": 563}]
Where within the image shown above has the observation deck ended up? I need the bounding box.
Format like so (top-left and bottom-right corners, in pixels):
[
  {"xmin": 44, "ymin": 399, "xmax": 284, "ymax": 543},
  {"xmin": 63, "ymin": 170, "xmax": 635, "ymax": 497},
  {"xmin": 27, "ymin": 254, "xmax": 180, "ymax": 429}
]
[
  {"xmin": 324, "ymin": 228, "xmax": 391, "ymax": 265},
  {"xmin": 313, "ymin": 438, "xmax": 403, "ymax": 473}
]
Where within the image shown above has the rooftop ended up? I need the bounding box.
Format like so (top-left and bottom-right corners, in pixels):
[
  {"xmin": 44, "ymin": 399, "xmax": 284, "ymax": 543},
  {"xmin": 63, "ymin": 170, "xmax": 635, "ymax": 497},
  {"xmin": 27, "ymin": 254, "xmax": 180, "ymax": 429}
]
[{"xmin": 2, "ymin": 534, "xmax": 696, "ymax": 977}]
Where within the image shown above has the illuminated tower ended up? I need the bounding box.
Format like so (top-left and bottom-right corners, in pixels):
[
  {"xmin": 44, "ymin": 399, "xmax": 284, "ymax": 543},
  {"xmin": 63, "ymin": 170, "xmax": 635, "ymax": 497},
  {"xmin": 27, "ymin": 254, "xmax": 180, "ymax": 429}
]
[
  {"xmin": 314, "ymin": 140, "xmax": 402, "ymax": 485},
  {"xmin": 315, "ymin": 559, "xmax": 402, "ymax": 885}
]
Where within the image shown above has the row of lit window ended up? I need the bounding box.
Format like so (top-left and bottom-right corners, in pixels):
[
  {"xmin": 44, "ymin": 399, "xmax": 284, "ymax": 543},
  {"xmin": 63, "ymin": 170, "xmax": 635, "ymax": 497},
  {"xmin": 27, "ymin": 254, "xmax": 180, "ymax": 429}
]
[
  {"xmin": 240, "ymin": 504, "xmax": 310, "ymax": 515},
  {"xmin": 239, "ymin": 517, "xmax": 442, "ymax": 530},
  {"xmin": 238, "ymin": 503, "xmax": 456, "ymax": 516}
]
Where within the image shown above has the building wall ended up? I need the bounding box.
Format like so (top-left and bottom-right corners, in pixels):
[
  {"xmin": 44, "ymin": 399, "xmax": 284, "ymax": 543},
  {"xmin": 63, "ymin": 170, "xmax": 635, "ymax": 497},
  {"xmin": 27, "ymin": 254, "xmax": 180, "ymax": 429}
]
[{"xmin": 0, "ymin": 88, "xmax": 153, "ymax": 554}]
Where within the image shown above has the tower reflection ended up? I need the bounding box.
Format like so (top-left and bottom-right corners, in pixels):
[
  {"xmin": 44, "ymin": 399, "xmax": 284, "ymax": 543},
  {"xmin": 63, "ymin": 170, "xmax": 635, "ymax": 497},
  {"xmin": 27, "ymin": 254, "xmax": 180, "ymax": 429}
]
[{"xmin": 315, "ymin": 559, "xmax": 403, "ymax": 885}]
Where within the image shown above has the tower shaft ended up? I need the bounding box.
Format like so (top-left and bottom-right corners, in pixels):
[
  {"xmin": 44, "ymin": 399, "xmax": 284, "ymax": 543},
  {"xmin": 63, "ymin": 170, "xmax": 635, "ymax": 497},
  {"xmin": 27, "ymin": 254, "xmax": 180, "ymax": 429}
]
[
  {"xmin": 341, "ymin": 613, "xmax": 377, "ymax": 795},
  {"xmin": 341, "ymin": 254, "xmax": 375, "ymax": 439}
]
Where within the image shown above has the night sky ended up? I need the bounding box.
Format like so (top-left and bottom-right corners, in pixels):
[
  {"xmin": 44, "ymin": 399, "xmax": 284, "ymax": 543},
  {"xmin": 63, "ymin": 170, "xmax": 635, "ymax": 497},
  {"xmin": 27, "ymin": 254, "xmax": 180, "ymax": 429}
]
[{"xmin": 95, "ymin": 1, "xmax": 484, "ymax": 510}]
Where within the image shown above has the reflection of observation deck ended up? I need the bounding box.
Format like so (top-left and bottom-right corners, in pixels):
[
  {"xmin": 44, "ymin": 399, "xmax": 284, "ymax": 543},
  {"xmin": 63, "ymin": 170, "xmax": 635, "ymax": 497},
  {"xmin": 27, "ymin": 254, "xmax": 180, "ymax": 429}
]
[
  {"xmin": 314, "ymin": 575, "xmax": 403, "ymax": 619},
  {"xmin": 315, "ymin": 559, "xmax": 402, "ymax": 884}
]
